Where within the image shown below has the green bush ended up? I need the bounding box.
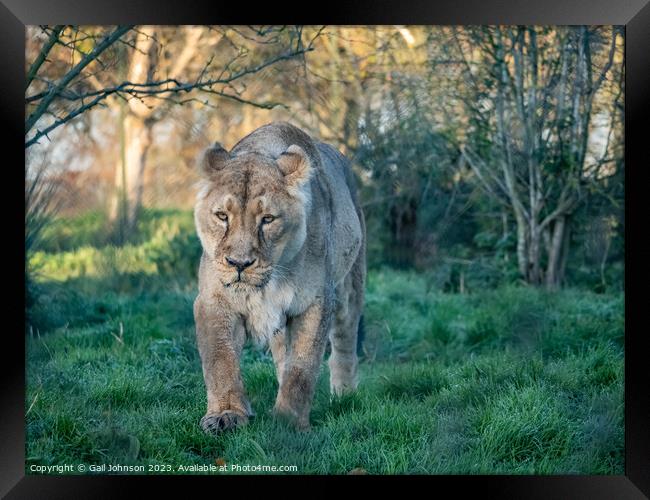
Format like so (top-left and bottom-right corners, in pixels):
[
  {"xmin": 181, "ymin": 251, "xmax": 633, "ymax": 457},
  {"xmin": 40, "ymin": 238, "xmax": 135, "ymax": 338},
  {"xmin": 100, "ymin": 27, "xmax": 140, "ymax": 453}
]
[
  {"xmin": 28, "ymin": 209, "xmax": 201, "ymax": 286},
  {"xmin": 38, "ymin": 210, "xmax": 110, "ymax": 253},
  {"xmin": 141, "ymin": 213, "xmax": 202, "ymax": 282}
]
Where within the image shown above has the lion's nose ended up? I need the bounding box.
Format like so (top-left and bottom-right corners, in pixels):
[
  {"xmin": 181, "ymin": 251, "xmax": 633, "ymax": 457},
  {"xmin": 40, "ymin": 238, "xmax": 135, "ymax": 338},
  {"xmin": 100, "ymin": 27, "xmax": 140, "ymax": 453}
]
[{"xmin": 225, "ymin": 257, "xmax": 256, "ymax": 273}]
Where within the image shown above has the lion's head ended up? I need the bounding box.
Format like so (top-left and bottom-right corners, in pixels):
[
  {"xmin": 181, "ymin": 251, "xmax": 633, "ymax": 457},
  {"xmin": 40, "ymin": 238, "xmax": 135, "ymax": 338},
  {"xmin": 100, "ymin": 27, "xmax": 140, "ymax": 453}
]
[{"xmin": 194, "ymin": 142, "xmax": 312, "ymax": 291}]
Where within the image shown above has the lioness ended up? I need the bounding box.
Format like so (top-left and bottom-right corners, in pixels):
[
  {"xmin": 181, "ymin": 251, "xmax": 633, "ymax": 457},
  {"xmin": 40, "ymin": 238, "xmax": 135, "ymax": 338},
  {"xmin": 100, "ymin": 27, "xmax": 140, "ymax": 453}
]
[{"xmin": 193, "ymin": 122, "xmax": 366, "ymax": 432}]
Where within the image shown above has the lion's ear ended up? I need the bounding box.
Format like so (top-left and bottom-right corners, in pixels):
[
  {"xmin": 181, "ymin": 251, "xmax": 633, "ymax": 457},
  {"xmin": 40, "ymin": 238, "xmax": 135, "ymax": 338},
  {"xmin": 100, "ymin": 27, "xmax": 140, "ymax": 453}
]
[
  {"xmin": 199, "ymin": 142, "xmax": 230, "ymax": 179},
  {"xmin": 277, "ymin": 145, "xmax": 311, "ymax": 190}
]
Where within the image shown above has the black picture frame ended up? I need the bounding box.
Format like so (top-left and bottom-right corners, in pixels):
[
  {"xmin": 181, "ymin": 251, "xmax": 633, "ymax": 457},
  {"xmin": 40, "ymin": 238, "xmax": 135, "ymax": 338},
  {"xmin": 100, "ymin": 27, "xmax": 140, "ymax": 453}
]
[{"xmin": 4, "ymin": 1, "xmax": 649, "ymax": 497}]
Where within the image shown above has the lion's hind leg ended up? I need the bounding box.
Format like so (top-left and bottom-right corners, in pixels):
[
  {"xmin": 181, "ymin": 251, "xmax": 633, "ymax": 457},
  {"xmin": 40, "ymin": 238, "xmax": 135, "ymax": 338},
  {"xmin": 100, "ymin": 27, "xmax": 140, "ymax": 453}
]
[{"xmin": 328, "ymin": 265, "xmax": 364, "ymax": 396}]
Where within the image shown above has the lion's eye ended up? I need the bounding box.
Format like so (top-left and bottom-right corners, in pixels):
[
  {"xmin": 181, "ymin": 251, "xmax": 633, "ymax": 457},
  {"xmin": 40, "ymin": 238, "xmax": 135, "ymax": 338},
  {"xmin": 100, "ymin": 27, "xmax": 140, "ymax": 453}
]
[
  {"xmin": 214, "ymin": 211, "xmax": 228, "ymax": 222},
  {"xmin": 261, "ymin": 215, "xmax": 276, "ymax": 224}
]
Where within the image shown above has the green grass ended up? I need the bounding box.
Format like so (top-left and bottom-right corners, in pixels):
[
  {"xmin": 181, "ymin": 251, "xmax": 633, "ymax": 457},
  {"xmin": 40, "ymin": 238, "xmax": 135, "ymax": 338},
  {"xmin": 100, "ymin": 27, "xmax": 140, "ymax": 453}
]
[{"xmin": 25, "ymin": 210, "xmax": 624, "ymax": 475}]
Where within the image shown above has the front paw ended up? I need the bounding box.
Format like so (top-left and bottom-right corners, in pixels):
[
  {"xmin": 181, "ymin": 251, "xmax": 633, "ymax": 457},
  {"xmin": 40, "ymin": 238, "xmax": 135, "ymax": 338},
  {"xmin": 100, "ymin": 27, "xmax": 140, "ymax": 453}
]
[{"xmin": 200, "ymin": 411, "xmax": 248, "ymax": 434}]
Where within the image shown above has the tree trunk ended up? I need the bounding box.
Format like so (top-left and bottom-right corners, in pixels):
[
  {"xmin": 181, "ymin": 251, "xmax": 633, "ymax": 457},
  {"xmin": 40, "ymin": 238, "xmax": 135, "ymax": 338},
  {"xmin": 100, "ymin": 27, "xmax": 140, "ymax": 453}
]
[
  {"xmin": 528, "ymin": 224, "xmax": 543, "ymax": 285},
  {"xmin": 124, "ymin": 115, "xmax": 153, "ymax": 232},
  {"xmin": 389, "ymin": 198, "xmax": 418, "ymax": 268},
  {"xmin": 501, "ymin": 212, "xmax": 510, "ymax": 262},
  {"xmin": 558, "ymin": 219, "xmax": 571, "ymax": 286},
  {"xmin": 109, "ymin": 113, "xmax": 153, "ymax": 238},
  {"xmin": 513, "ymin": 210, "xmax": 528, "ymax": 281},
  {"xmin": 109, "ymin": 101, "xmax": 128, "ymax": 241},
  {"xmin": 342, "ymin": 92, "xmax": 360, "ymax": 155},
  {"xmin": 545, "ymin": 215, "xmax": 566, "ymax": 289},
  {"xmin": 107, "ymin": 26, "xmax": 155, "ymax": 241}
]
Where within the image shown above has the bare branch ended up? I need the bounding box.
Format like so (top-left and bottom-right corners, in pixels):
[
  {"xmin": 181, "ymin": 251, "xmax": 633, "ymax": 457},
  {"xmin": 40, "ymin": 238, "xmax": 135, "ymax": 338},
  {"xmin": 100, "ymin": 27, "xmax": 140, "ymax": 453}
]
[
  {"xmin": 592, "ymin": 27, "xmax": 618, "ymax": 94},
  {"xmin": 25, "ymin": 25, "xmax": 66, "ymax": 91},
  {"xmin": 25, "ymin": 92, "xmax": 109, "ymax": 148},
  {"xmin": 460, "ymin": 145, "xmax": 510, "ymax": 207},
  {"xmin": 539, "ymin": 192, "xmax": 576, "ymax": 230},
  {"xmin": 25, "ymin": 39, "xmax": 312, "ymax": 148},
  {"xmin": 25, "ymin": 25, "xmax": 134, "ymax": 135}
]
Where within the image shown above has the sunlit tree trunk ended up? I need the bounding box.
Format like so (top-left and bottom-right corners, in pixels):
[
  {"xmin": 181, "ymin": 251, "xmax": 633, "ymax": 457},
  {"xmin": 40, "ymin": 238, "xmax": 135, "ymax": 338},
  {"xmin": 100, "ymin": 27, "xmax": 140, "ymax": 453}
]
[
  {"xmin": 110, "ymin": 114, "xmax": 154, "ymax": 235},
  {"xmin": 108, "ymin": 26, "xmax": 201, "ymax": 239},
  {"xmin": 108, "ymin": 27, "xmax": 155, "ymax": 238}
]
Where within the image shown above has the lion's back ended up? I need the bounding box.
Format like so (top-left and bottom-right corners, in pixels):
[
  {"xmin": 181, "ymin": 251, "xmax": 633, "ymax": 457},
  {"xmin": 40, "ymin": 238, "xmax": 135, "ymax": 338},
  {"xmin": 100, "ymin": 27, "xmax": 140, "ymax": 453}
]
[{"xmin": 314, "ymin": 141, "xmax": 364, "ymax": 285}]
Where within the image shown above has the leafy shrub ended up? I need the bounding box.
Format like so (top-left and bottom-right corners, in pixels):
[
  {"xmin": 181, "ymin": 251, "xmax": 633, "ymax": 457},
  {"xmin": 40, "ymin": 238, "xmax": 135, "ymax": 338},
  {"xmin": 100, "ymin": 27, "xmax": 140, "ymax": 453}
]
[
  {"xmin": 38, "ymin": 210, "xmax": 110, "ymax": 252},
  {"xmin": 28, "ymin": 209, "xmax": 201, "ymax": 287},
  {"xmin": 142, "ymin": 214, "xmax": 201, "ymax": 282}
]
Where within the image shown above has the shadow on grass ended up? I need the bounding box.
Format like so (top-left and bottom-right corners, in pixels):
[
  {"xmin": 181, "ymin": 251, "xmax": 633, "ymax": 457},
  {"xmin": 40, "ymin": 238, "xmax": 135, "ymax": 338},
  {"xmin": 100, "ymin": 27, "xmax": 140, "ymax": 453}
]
[{"xmin": 27, "ymin": 272, "xmax": 198, "ymax": 335}]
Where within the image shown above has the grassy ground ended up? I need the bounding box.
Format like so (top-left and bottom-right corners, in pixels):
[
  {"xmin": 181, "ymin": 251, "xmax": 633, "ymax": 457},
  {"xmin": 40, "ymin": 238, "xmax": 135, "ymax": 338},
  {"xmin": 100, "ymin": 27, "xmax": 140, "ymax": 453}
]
[{"xmin": 26, "ymin": 210, "xmax": 624, "ymax": 475}]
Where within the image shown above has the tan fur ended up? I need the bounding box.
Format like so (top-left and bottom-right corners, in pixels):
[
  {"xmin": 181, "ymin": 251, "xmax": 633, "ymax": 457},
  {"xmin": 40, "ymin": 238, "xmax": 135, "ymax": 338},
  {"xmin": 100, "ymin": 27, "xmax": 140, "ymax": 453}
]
[{"xmin": 193, "ymin": 122, "xmax": 366, "ymax": 433}]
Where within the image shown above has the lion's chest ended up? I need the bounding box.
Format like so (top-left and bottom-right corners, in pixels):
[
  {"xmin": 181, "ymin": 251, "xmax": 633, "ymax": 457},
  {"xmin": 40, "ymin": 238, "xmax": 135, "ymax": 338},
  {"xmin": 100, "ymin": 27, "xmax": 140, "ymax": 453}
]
[{"xmin": 238, "ymin": 281, "xmax": 296, "ymax": 345}]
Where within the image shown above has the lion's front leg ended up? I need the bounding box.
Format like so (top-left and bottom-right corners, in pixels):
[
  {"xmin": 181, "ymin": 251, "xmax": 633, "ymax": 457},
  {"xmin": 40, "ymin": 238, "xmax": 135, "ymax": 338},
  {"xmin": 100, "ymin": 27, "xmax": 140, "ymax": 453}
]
[
  {"xmin": 273, "ymin": 297, "xmax": 332, "ymax": 430},
  {"xmin": 194, "ymin": 297, "xmax": 252, "ymax": 434}
]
